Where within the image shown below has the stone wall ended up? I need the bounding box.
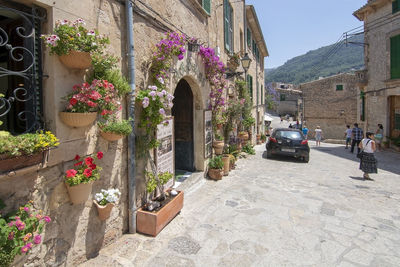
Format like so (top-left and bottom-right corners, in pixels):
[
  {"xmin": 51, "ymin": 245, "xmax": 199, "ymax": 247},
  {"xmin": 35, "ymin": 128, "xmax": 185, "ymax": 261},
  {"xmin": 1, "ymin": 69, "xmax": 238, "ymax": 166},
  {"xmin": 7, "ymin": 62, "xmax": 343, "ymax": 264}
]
[{"xmin": 300, "ymin": 74, "xmax": 358, "ymax": 139}]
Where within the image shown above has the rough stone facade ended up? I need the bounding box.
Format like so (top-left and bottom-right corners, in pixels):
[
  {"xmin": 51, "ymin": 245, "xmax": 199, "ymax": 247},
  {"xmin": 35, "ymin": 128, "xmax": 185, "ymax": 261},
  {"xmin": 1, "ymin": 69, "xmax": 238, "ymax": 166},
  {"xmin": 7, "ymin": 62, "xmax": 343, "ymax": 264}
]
[
  {"xmin": 300, "ymin": 73, "xmax": 359, "ymax": 139},
  {"xmin": 354, "ymin": 0, "xmax": 400, "ymax": 138},
  {"xmin": 0, "ymin": 0, "xmax": 268, "ymax": 266}
]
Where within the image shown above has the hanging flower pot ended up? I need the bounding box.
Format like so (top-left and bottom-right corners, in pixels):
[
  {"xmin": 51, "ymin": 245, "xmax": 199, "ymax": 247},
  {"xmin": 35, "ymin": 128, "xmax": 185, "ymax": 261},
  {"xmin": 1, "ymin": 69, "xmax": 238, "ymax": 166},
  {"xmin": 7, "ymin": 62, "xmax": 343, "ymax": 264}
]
[
  {"xmin": 65, "ymin": 181, "xmax": 94, "ymax": 205},
  {"xmin": 99, "ymin": 129, "xmax": 124, "ymax": 141},
  {"xmin": 93, "ymin": 200, "xmax": 114, "ymax": 220},
  {"xmin": 59, "ymin": 112, "xmax": 97, "ymax": 127},
  {"xmin": 212, "ymin": 140, "xmax": 224, "ymax": 155},
  {"xmin": 59, "ymin": 51, "xmax": 92, "ymax": 69}
]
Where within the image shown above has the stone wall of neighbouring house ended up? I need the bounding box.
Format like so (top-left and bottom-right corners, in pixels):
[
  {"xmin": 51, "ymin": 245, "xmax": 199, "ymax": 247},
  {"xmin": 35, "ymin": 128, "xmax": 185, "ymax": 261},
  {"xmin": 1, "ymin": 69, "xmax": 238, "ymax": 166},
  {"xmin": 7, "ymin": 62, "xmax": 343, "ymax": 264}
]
[
  {"xmin": 300, "ymin": 74, "xmax": 358, "ymax": 139},
  {"xmin": 0, "ymin": 0, "xmax": 129, "ymax": 266}
]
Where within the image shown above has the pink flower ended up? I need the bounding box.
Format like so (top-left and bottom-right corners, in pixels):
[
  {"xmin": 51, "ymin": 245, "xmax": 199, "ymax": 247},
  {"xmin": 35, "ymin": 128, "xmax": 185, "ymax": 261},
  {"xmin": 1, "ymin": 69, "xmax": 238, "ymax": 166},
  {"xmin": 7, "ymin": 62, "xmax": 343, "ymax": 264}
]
[
  {"xmin": 21, "ymin": 245, "xmax": 29, "ymax": 254},
  {"xmin": 69, "ymin": 98, "xmax": 78, "ymax": 106},
  {"xmin": 8, "ymin": 221, "xmax": 15, "ymax": 227},
  {"xmin": 66, "ymin": 169, "xmax": 77, "ymax": 178},
  {"xmin": 34, "ymin": 235, "xmax": 42, "ymax": 244},
  {"xmin": 87, "ymin": 101, "xmax": 96, "ymax": 107},
  {"xmin": 8, "ymin": 232, "xmax": 14, "ymax": 240},
  {"xmin": 44, "ymin": 216, "xmax": 51, "ymax": 223},
  {"xmin": 23, "ymin": 207, "xmax": 29, "ymax": 212},
  {"xmin": 83, "ymin": 168, "xmax": 92, "ymax": 178},
  {"xmin": 36, "ymin": 214, "xmax": 43, "ymax": 220},
  {"xmin": 26, "ymin": 242, "xmax": 33, "ymax": 249},
  {"xmin": 23, "ymin": 233, "xmax": 32, "ymax": 242},
  {"xmin": 15, "ymin": 220, "xmax": 25, "ymax": 231},
  {"xmin": 97, "ymin": 151, "xmax": 103, "ymax": 160},
  {"xmin": 85, "ymin": 157, "xmax": 93, "ymax": 165},
  {"xmin": 89, "ymin": 91, "xmax": 101, "ymax": 100},
  {"xmin": 74, "ymin": 161, "xmax": 83, "ymax": 167}
]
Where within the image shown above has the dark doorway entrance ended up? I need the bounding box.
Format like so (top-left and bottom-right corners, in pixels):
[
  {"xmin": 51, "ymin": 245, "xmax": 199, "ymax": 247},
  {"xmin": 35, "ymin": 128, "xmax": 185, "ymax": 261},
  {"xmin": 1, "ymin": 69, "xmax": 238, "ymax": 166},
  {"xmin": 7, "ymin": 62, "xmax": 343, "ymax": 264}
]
[{"xmin": 172, "ymin": 79, "xmax": 194, "ymax": 171}]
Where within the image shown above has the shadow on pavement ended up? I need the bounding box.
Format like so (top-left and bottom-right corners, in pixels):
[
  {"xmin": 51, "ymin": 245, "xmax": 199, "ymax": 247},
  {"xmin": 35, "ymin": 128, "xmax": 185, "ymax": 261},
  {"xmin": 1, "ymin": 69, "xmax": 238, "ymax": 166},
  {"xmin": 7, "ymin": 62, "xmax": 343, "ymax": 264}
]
[
  {"xmin": 261, "ymin": 151, "xmax": 306, "ymax": 164},
  {"xmin": 312, "ymin": 145, "xmax": 400, "ymax": 175},
  {"xmin": 349, "ymin": 176, "xmax": 366, "ymax": 181}
]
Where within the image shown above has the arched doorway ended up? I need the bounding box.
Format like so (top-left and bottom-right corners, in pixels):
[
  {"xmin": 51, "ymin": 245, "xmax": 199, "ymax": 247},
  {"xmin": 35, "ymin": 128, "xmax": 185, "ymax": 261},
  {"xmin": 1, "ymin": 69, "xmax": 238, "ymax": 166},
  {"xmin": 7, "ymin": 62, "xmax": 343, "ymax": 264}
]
[{"xmin": 172, "ymin": 79, "xmax": 194, "ymax": 171}]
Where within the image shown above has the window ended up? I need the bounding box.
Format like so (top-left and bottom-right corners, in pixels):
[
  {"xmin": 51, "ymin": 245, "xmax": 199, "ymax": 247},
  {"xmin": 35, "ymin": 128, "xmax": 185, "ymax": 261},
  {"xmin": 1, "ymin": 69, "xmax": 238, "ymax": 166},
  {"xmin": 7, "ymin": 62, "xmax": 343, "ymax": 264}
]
[
  {"xmin": 247, "ymin": 74, "xmax": 253, "ymax": 103},
  {"xmin": 336, "ymin": 84, "xmax": 343, "ymax": 91},
  {"xmin": 391, "ymin": 34, "xmax": 400, "ymax": 79},
  {"xmin": 252, "ymin": 39, "xmax": 256, "ymax": 54},
  {"xmin": 360, "ymin": 91, "xmax": 365, "ymax": 121},
  {"xmin": 240, "ymin": 30, "xmax": 243, "ymax": 54},
  {"xmin": 0, "ymin": 3, "xmax": 45, "ymax": 134},
  {"xmin": 280, "ymin": 94, "xmax": 286, "ymax": 101},
  {"xmin": 247, "ymin": 28, "xmax": 251, "ymax": 49},
  {"xmin": 197, "ymin": 0, "xmax": 211, "ymax": 14},
  {"xmin": 393, "ymin": 0, "xmax": 399, "ymax": 14},
  {"xmin": 223, "ymin": 0, "xmax": 233, "ymax": 52}
]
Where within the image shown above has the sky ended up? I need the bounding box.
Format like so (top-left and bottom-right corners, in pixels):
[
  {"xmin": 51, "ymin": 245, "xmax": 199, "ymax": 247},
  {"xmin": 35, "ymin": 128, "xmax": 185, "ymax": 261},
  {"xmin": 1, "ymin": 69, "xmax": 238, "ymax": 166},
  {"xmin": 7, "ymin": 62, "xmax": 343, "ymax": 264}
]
[{"xmin": 245, "ymin": 0, "xmax": 367, "ymax": 69}]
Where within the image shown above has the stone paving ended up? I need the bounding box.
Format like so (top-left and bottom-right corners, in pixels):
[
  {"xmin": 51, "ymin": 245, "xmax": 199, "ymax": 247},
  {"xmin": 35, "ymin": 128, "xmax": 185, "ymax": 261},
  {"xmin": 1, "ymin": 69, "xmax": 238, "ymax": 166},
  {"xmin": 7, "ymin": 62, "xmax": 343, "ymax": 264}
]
[{"xmin": 80, "ymin": 143, "xmax": 400, "ymax": 267}]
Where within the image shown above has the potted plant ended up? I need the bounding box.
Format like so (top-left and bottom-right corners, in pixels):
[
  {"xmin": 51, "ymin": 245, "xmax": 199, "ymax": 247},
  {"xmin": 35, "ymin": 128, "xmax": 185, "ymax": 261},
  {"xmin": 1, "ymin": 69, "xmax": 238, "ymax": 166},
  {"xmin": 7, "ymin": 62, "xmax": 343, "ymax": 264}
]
[
  {"xmin": 239, "ymin": 131, "xmax": 249, "ymax": 141},
  {"xmin": 137, "ymin": 171, "xmax": 183, "ymax": 236},
  {"xmin": 208, "ymin": 155, "xmax": 224, "ymax": 180},
  {"xmin": 60, "ymin": 80, "xmax": 120, "ymax": 127},
  {"xmin": 0, "ymin": 201, "xmax": 51, "ymax": 267},
  {"xmin": 0, "ymin": 131, "xmax": 59, "ymax": 173},
  {"xmin": 260, "ymin": 134, "xmax": 267, "ymax": 143},
  {"xmin": 227, "ymin": 52, "xmax": 240, "ymax": 71},
  {"xmin": 242, "ymin": 142, "xmax": 256, "ymax": 155},
  {"xmin": 212, "ymin": 134, "xmax": 224, "ymax": 155},
  {"xmin": 93, "ymin": 188, "xmax": 121, "ymax": 220},
  {"xmin": 64, "ymin": 151, "xmax": 103, "ymax": 204},
  {"xmin": 98, "ymin": 118, "xmax": 132, "ymax": 142},
  {"xmin": 256, "ymin": 134, "xmax": 261, "ymax": 144},
  {"xmin": 41, "ymin": 18, "xmax": 109, "ymax": 69}
]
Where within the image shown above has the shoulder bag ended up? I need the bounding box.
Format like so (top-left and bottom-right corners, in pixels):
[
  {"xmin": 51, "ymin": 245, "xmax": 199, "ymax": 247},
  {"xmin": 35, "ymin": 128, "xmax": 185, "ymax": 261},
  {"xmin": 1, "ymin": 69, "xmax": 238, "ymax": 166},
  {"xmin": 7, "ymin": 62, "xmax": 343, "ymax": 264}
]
[{"xmin": 357, "ymin": 139, "xmax": 371, "ymax": 159}]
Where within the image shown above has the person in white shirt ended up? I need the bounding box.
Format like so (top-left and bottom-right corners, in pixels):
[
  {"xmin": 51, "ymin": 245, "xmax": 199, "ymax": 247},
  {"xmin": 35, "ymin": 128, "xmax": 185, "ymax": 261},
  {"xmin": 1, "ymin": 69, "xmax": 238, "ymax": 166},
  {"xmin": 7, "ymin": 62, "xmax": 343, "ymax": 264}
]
[
  {"xmin": 358, "ymin": 132, "xmax": 377, "ymax": 180},
  {"xmin": 344, "ymin": 125, "xmax": 352, "ymax": 149}
]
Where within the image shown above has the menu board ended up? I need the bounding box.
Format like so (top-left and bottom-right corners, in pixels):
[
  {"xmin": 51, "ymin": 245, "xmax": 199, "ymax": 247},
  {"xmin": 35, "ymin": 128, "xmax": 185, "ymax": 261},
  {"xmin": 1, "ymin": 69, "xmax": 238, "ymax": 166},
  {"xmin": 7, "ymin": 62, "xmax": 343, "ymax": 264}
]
[
  {"xmin": 155, "ymin": 117, "xmax": 174, "ymax": 189},
  {"xmin": 204, "ymin": 110, "xmax": 212, "ymax": 158}
]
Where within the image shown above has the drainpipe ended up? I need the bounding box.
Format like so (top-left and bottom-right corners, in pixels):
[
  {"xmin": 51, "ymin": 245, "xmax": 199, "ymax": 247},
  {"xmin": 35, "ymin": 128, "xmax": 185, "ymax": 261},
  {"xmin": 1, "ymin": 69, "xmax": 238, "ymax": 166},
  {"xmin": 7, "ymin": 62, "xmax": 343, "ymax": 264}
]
[
  {"xmin": 256, "ymin": 59, "xmax": 259, "ymax": 135},
  {"xmin": 126, "ymin": 0, "xmax": 136, "ymax": 234}
]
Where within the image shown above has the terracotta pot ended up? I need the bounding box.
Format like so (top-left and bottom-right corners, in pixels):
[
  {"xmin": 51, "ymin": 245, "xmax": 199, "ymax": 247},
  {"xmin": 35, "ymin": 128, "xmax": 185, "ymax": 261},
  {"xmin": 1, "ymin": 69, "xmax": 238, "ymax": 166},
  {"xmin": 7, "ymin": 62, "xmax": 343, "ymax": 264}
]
[
  {"xmin": 239, "ymin": 132, "xmax": 249, "ymax": 141},
  {"xmin": 93, "ymin": 201, "xmax": 114, "ymax": 221},
  {"xmin": 100, "ymin": 130, "xmax": 124, "ymax": 141},
  {"xmin": 208, "ymin": 168, "xmax": 223, "ymax": 180},
  {"xmin": 0, "ymin": 151, "xmax": 45, "ymax": 173},
  {"xmin": 59, "ymin": 112, "xmax": 97, "ymax": 128},
  {"xmin": 256, "ymin": 134, "xmax": 261, "ymax": 144},
  {"xmin": 65, "ymin": 181, "xmax": 93, "ymax": 205},
  {"xmin": 212, "ymin": 140, "xmax": 224, "ymax": 155},
  {"xmin": 222, "ymin": 155, "xmax": 230, "ymax": 176},
  {"xmin": 59, "ymin": 50, "xmax": 92, "ymax": 69},
  {"xmin": 137, "ymin": 190, "xmax": 184, "ymax": 236}
]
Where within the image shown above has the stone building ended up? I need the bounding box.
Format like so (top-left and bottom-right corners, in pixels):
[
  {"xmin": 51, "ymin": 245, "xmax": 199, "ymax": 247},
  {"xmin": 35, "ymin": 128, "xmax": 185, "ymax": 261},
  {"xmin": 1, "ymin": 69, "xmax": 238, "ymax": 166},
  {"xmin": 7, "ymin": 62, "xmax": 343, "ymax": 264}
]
[
  {"xmin": 299, "ymin": 73, "xmax": 359, "ymax": 139},
  {"xmin": 0, "ymin": 0, "xmax": 268, "ymax": 265},
  {"xmin": 270, "ymin": 82, "xmax": 302, "ymax": 117},
  {"xmin": 354, "ymin": 0, "xmax": 400, "ymax": 141}
]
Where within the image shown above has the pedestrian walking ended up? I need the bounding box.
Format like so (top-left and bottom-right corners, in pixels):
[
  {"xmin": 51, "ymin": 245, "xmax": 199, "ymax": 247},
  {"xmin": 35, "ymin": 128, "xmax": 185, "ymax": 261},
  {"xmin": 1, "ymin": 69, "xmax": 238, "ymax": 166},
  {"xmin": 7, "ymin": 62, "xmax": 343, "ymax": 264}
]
[
  {"xmin": 344, "ymin": 125, "xmax": 352, "ymax": 149},
  {"xmin": 288, "ymin": 123, "xmax": 293, "ymax": 128},
  {"xmin": 302, "ymin": 126, "xmax": 309, "ymax": 139},
  {"xmin": 350, "ymin": 123, "xmax": 363, "ymax": 154},
  {"xmin": 359, "ymin": 132, "xmax": 377, "ymax": 180},
  {"xmin": 314, "ymin": 126, "xmax": 322, "ymax": 146},
  {"xmin": 375, "ymin": 124, "xmax": 384, "ymax": 151}
]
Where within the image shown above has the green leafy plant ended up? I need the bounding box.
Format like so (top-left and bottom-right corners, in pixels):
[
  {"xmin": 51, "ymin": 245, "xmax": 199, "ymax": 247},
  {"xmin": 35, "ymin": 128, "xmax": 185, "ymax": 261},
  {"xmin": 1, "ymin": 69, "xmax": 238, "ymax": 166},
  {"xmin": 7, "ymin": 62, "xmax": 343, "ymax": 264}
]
[
  {"xmin": 214, "ymin": 133, "xmax": 223, "ymax": 141},
  {"xmin": 208, "ymin": 156, "xmax": 223, "ymax": 169},
  {"xmin": 236, "ymin": 80, "xmax": 255, "ymax": 131},
  {"xmin": 0, "ymin": 131, "xmax": 59, "ymax": 158},
  {"xmin": 388, "ymin": 136, "xmax": 400, "ymax": 146},
  {"xmin": 64, "ymin": 151, "xmax": 103, "ymax": 186},
  {"xmin": 242, "ymin": 143, "xmax": 255, "ymax": 155},
  {"xmin": 98, "ymin": 119, "xmax": 132, "ymax": 136},
  {"xmin": 41, "ymin": 18, "xmax": 109, "ymax": 55},
  {"xmin": 0, "ymin": 202, "xmax": 51, "ymax": 267},
  {"xmin": 224, "ymin": 144, "xmax": 239, "ymax": 159},
  {"xmin": 260, "ymin": 134, "xmax": 267, "ymax": 142},
  {"xmin": 242, "ymin": 117, "xmax": 255, "ymax": 131},
  {"xmin": 145, "ymin": 171, "xmax": 173, "ymax": 194}
]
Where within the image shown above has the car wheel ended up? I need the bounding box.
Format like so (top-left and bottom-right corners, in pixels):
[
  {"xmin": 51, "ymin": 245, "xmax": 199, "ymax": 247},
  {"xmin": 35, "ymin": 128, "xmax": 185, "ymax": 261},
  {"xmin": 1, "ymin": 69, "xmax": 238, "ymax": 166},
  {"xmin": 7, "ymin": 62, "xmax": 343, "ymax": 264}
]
[{"xmin": 303, "ymin": 155, "xmax": 309, "ymax": 163}]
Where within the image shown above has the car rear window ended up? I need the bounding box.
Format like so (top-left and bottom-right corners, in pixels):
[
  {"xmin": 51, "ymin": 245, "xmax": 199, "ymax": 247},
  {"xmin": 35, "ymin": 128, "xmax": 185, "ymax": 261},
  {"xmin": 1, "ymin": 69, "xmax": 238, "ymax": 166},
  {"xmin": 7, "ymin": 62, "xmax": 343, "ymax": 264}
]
[{"xmin": 275, "ymin": 131, "xmax": 302, "ymax": 140}]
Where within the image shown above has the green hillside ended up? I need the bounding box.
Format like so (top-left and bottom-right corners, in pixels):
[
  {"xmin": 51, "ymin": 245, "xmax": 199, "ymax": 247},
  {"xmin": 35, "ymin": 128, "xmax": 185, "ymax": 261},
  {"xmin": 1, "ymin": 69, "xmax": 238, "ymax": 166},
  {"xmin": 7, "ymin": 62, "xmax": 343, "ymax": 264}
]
[{"xmin": 265, "ymin": 35, "xmax": 364, "ymax": 85}]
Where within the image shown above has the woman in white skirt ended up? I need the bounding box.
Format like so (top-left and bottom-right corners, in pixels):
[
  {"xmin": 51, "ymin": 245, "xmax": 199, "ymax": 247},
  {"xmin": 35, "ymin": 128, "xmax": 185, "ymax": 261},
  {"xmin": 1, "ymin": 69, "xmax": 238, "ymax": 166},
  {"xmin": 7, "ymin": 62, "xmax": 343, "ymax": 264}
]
[{"xmin": 359, "ymin": 132, "xmax": 377, "ymax": 180}]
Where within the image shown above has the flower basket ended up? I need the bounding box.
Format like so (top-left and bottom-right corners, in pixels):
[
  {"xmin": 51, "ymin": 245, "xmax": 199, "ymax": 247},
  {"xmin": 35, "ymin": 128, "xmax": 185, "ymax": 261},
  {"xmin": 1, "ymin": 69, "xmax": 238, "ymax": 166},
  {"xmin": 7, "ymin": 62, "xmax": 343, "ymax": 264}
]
[
  {"xmin": 208, "ymin": 168, "xmax": 223, "ymax": 180},
  {"xmin": 65, "ymin": 181, "xmax": 93, "ymax": 204},
  {"xmin": 93, "ymin": 200, "xmax": 114, "ymax": 220},
  {"xmin": 59, "ymin": 112, "xmax": 97, "ymax": 127},
  {"xmin": 0, "ymin": 151, "xmax": 46, "ymax": 173},
  {"xmin": 212, "ymin": 140, "xmax": 224, "ymax": 155},
  {"xmin": 222, "ymin": 155, "xmax": 230, "ymax": 176},
  {"xmin": 58, "ymin": 50, "xmax": 92, "ymax": 69},
  {"xmin": 99, "ymin": 129, "xmax": 124, "ymax": 142}
]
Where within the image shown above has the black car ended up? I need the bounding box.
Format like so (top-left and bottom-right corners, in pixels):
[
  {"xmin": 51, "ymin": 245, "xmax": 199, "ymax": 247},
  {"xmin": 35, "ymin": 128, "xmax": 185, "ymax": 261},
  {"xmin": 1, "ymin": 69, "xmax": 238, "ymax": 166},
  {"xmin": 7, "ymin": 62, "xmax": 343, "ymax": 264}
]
[{"xmin": 266, "ymin": 128, "xmax": 310, "ymax": 162}]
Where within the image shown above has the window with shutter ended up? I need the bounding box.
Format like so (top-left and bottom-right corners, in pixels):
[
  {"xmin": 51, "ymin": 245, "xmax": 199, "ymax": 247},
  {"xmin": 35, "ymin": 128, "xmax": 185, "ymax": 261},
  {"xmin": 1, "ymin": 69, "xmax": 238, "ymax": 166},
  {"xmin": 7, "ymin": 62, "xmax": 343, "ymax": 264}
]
[
  {"xmin": 223, "ymin": 0, "xmax": 233, "ymax": 52},
  {"xmin": 247, "ymin": 75, "xmax": 253, "ymax": 103},
  {"xmin": 336, "ymin": 84, "xmax": 343, "ymax": 91},
  {"xmin": 252, "ymin": 39, "xmax": 256, "ymax": 54},
  {"xmin": 202, "ymin": 0, "xmax": 211, "ymax": 14},
  {"xmin": 247, "ymin": 28, "xmax": 251, "ymax": 50},
  {"xmin": 393, "ymin": 0, "xmax": 399, "ymax": 14},
  {"xmin": 391, "ymin": 34, "xmax": 400, "ymax": 79}
]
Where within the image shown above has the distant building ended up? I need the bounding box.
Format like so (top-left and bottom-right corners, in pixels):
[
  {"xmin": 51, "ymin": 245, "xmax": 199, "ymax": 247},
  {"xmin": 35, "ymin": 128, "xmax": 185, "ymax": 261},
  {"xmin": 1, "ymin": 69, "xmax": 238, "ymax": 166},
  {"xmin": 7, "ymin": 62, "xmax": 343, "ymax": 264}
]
[
  {"xmin": 354, "ymin": 0, "xmax": 400, "ymax": 141},
  {"xmin": 299, "ymin": 73, "xmax": 359, "ymax": 139},
  {"xmin": 270, "ymin": 82, "xmax": 302, "ymax": 117}
]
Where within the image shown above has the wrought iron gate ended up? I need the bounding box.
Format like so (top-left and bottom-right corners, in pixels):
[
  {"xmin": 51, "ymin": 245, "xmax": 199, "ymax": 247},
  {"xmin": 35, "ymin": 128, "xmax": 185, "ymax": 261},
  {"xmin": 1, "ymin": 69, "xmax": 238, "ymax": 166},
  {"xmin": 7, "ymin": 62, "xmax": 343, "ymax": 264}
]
[{"xmin": 0, "ymin": 2, "xmax": 45, "ymax": 134}]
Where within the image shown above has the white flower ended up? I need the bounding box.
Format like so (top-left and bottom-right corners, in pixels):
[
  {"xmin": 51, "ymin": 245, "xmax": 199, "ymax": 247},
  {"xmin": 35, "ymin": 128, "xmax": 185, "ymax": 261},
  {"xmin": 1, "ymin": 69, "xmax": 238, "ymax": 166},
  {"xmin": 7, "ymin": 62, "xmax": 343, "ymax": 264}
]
[
  {"xmin": 87, "ymin": 30, "xmax": 95, "ymax": 36},
  {"xmin": 95, "ymin": 193, "xmax": 104, "ymax": 202},
  {"xmin": 157, "ymin": 77, "xmax": 164, "ymax": 85}
]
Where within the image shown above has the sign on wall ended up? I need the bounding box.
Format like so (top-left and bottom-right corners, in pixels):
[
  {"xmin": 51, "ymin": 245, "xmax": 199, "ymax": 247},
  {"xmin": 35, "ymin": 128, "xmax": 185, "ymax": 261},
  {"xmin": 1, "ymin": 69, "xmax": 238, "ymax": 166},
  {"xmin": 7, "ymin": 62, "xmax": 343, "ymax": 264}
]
[
  {"xmin": 204, "ymin": 110, "xmax": 212, "ymax": 158},
  {"xmin": 155, "ymin": 117, "xmax": 175, "ymax": 189}
]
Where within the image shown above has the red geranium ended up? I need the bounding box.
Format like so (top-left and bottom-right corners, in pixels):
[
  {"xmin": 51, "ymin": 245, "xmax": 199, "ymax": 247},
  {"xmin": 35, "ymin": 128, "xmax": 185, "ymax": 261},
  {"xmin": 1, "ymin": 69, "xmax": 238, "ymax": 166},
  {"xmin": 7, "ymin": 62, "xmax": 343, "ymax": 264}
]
[
  {"xmin": 66, "ymin": 169, "xmax": 77, "ymax": 178},
  {"xmin": 64, "ymin": 151, "xmax": 103, "ymax": 186},
  {"xmin": 74, "ymin": 161, "xmax": 83, "ymax": 166},
  {"xmin": 83, "ymin": 168, "xmax": 92, "ymax": 178},
  {"xmin": 74, "ymin": 155, "xmax": 80, "ymax": 161},
  {"xmin": 89, "ymin": 164, "xmax": 96, "ymax": 170},
  {"xmin": 97, "ymin": 151, "xmax": 103, "ymax": 159},
  {"xmin": 85, "ymin": 157, "xmax": 93, "ymax": 165}
]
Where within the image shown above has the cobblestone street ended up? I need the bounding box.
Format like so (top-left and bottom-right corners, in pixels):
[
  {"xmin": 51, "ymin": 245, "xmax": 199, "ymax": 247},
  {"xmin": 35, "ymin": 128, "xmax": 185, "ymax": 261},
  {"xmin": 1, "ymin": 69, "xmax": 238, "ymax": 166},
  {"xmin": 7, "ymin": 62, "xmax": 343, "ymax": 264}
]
[{"xmin": 81, "ymin": 143, "xmax": 400, "ymax": 267}]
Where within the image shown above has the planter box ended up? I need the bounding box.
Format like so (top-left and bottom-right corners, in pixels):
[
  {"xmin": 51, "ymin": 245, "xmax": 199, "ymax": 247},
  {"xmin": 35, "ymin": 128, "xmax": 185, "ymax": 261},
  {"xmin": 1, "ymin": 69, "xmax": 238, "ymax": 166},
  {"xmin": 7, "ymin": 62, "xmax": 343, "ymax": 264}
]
[
  {"xmin": 0, "ymin": 151, "xmax": 46, "ymax": 173},
  {"xmin": 137, "ymin": 191, "xmax": 184, "ymax": 237}
]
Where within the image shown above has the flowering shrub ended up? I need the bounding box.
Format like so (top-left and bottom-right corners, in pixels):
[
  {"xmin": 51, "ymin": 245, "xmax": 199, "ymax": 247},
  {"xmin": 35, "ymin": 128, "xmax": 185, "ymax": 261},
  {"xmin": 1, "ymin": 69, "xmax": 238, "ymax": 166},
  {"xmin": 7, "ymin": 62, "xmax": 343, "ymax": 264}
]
[
  {"xmin": 0, "ymin": 131, "xmax": 59, "ymax": 158},
  {"xmin": 265, "ymin": 82, "xmax": 279, "ymax": 110},
  {"xmin": 41, "ymin": 18, "xmax": 109, "ymax": 56},
  {"xmin": 0, "ymin": 202, "xmax": 51, "ymax": 267},
  {"xmin": 64, "ymin": 79, "xmax": 121, "ymax": 117},
  {"xmin": 65, "ymin": 151, "xmax": 103, "ymax": 186},
  {"xmin": 94, "ymin": 188, "xmax": 121, "ymax": 206}
]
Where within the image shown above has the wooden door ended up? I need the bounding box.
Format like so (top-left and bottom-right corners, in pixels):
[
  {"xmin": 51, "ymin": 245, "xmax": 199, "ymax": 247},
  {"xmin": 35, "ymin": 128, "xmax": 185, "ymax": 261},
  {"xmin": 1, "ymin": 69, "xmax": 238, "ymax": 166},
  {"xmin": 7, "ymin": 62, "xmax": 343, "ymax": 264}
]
[{"xmin": 389, "ymin": 96, "xmax": 400, "ymax": 138}]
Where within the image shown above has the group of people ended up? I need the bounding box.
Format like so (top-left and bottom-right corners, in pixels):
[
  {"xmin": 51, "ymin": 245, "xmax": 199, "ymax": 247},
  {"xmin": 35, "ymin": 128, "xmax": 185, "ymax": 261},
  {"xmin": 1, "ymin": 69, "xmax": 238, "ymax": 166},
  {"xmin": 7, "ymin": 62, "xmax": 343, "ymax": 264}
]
[{"xmin": 344, "ymin": 123, "xmax": 381, "ymax": 180}]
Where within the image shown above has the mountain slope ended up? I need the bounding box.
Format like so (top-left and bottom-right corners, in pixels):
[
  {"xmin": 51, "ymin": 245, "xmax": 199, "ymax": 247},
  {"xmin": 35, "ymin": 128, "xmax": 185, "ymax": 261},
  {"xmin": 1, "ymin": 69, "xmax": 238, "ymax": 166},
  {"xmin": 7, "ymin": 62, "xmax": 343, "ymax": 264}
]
[{"xmin": 265, "ymin": 35, "xmax": 364, "ymax": 85}]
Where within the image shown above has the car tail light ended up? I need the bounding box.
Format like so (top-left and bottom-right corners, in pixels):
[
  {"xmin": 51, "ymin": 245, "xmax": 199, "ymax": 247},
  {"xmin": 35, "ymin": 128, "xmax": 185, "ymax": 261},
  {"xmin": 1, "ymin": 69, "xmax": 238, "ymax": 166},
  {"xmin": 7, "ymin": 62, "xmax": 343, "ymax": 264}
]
[
  {"xmin": 301, "ymin": 140, "xmax": 308, "ymax": 145},
  {"xmin": 269, "ymin": 137, "xmax": 277, "ymax": 143}
]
